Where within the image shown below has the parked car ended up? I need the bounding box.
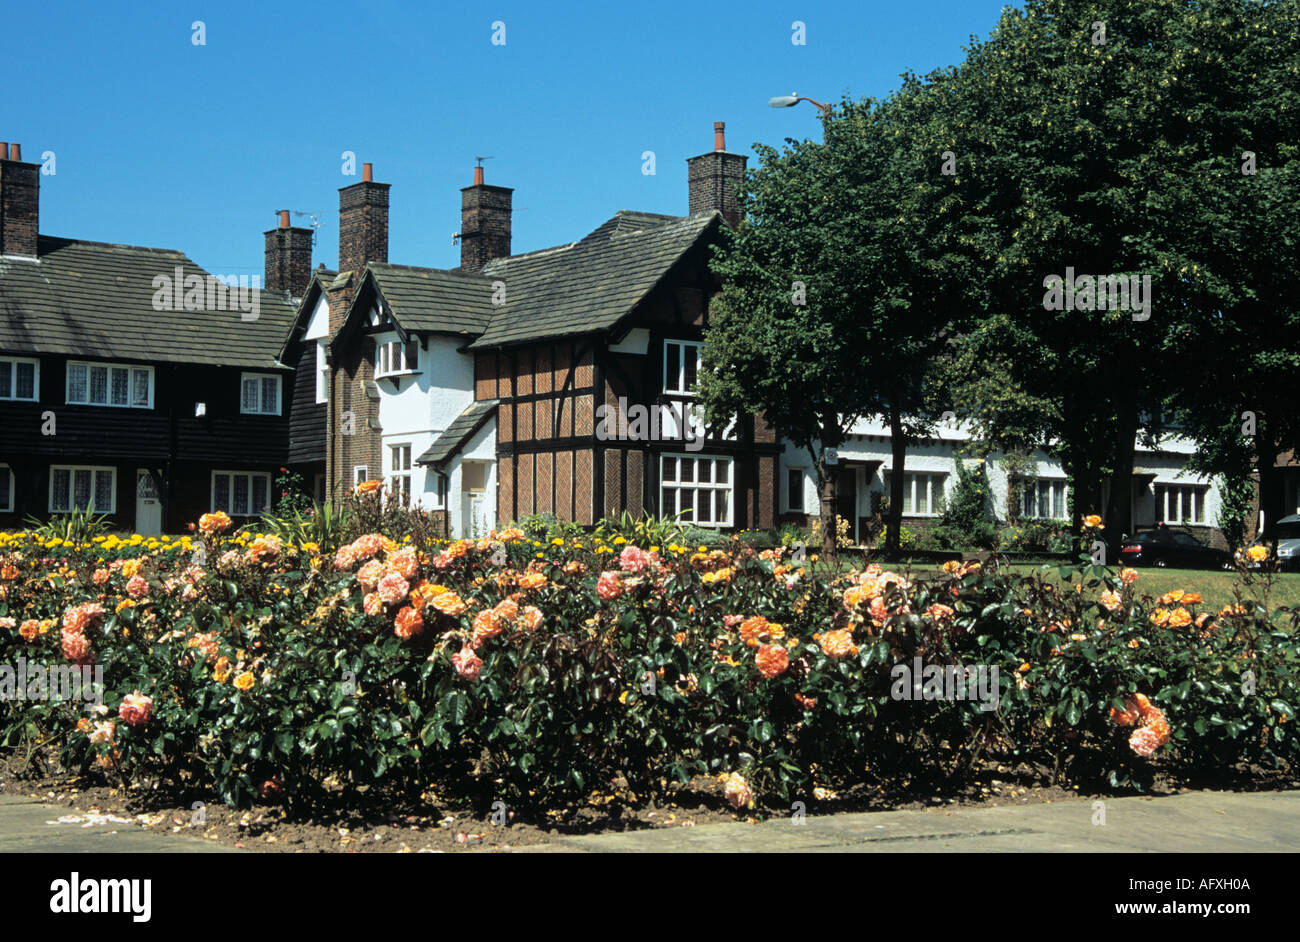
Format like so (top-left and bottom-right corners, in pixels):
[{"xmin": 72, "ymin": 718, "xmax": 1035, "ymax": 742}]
[
  {"xmin": 1250, "ymin": 514, "xmax": 1300, "ymax": 571},
  {"xmin": 1118, "ymin": 528, "xmax": 1232, "ymax": 569}
]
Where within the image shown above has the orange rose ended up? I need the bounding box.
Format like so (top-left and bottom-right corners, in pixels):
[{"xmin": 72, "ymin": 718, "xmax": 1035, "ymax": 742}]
[
  {"xmin": 820, "ymin": 629, "xmax": 854, "ymax": 659},
  {"xmin": 754, "ymin": 643, "xmax": 790, "ymax": 679}
]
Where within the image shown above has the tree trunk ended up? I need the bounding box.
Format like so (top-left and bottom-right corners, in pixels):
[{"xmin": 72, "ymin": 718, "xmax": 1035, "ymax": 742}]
[
  {"xmin": 816, "ymin": 417, "xmax": 839, "ymax": 561},
  {"xmin": 886, "ymin": 405, "xmax": 907, "ymax": 554},
  {"xmin": 1102, "ymin": 403, "xmax": 1139, "ymax": 559}
]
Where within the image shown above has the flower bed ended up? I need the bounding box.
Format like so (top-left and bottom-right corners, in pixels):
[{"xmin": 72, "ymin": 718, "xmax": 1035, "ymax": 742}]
[{"xmin": 0, "ymin": 516, "xmax": 1296, "ymax": 814}]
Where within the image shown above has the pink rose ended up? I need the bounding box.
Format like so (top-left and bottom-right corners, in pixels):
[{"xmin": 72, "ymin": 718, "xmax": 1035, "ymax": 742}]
[
  {"xmin": 452, "ymin": 646, "xmax": 483, "ymax": 681},
  {"xmin": 126, "ymin": 575, "xmax": 150, "ymax": 599},
  {"xmin": 596, "ymin": 571, "xmax": 623, "ymax": 600},
  {"xmin": 118, "ymin": 691, "xmax": 153, "ymax": 726},
  {"xmin": 376, "ymin": 572, "xmax": 410, "ymax": 606},
  {"xmin": 357, "ymin": 559, "xmax": 386, "ymax": 592},
  {"xmin": 363, "ymin": 592, "xmax": 384, "ymax": 617}
]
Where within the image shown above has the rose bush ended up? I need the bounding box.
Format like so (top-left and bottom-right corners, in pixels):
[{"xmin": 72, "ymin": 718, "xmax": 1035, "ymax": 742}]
[{"xmin": 0, "ymin": 519, "xmax": 1296, "ymax": 813}]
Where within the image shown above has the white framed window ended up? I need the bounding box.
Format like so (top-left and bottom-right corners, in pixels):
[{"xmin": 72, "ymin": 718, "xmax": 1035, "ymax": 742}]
[
  {"xmin": 315, "ymin": 340, "xmax": 329, "ymax": 404},
  {"xmin": 50, "ymin": 465, "xmax": 116, "ymax": 514},
  {"xmin": 786, "ymin": 467, "xmax": 805, "ymax": 513},
  {"xmin": 66, "ymin": 361, "xmax": 152, "ymax": 409},
  {"xmin": 211, "ymin": 471, "xmax": 271, "ymax": 517},
  {"xmin": 663, "ymin": 340, "xmax": 702, "ymax": 395},
  {"xmin": 389, "ymin": 444, "xmax": 412, "ymax": 505},
  {"xmin": 661, "ymin": 454, "xmax": 733, "ymax": 527},
  {"xmin": 0, "ymin": 357, "xmax": 39, "ymax": 401},
  {"xmin": 882, "ymin": 471, "xmax": 947, "ymax": 516},
  {"xmin": 0, "ymin": 464, "xmax": 13, "ymax": 512},
  {"xmin": 1021, "ymin": 478, "xmax": 1068, "ymax": 520},
  {"xmin": 375, "ymin": 338, "xmax": 419, "ymax": 378},
  {"xmin": 354, "ymin": 466, "xmax": 369, "ymax": 487},
  {"xmin": 1155, "ymin": 484, "xmax": 1207, "ymax": 524},
  {"xmin": 436, "ymin": 473, "xmax": 448, "ymax": 509},
  {"xmin": 240, "ymin": 373, "xmax": 281, "ymax": 415}
]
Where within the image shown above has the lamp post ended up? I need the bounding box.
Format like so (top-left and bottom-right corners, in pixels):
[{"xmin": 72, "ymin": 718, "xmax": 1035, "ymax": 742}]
[{"xmin": 768, "ymin": 94, "xmax": 833, "ymax": 141}]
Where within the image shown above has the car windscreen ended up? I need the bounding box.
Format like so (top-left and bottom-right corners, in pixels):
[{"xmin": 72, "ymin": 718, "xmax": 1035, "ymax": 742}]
[{"xmin": 1274, "ymin": 524, "xmax": 1300, "ymax": 541}]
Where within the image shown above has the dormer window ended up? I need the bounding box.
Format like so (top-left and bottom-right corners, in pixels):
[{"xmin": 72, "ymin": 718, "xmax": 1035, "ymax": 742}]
[
  {"xmin": 376, "ymin": 338, "xmax": 419, "ymax": 378},
  {"xmin": 663, "ymin": 340, "xmax": 701, "ymax": 395}
]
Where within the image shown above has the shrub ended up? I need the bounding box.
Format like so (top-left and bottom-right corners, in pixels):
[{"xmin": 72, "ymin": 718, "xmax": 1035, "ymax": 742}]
[{"xmin": 1, "ymin": 518, "xmax": 1296, "ymax": 817}]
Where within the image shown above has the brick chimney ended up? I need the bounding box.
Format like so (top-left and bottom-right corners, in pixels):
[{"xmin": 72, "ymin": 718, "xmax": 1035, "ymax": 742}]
[
  {"xmin": 686, "ymin": 122, "xmax": 747, "ymax": 228},
  {"xmin": 0, "ymin": 142, "xmax": 39, "ymax": 258},
  {"xmin": 338, "ymin": 162, "xmax": 389, "ymax": 275},
  {"xmin": 264, "ymin": 209, "xmax": 313, "ymax": 297},
  {"xmin": 459, "ymin": 164, "xmax": 512, "ymax": 271}
]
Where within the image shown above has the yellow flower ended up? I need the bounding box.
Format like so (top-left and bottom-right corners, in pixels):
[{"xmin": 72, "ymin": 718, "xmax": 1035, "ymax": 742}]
[
  {"xmin": 233, "ymin": 671, "xmax": 255, "ymax": 692},
  {"xmin": 1082, "ymin": 514, "xmax": 1103, "ymax": 528},
  {"xmin": 1246, "ymin": 545, "xmax": 1268, "ymax": 563}
]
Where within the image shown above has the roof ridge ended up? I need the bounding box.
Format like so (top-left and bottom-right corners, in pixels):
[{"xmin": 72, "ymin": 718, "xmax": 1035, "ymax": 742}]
[{"xmin": 37, "ymin": 235, "xmax": 190, "ymax": 257}]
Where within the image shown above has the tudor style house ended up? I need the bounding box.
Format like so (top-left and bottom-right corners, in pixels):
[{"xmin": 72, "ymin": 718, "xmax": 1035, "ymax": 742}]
[
  {"xmin": 290, "ymin": 124, "xmax": 779, "ymax": 538},
  {"xmin": 0, "ymin": 141, "xmax": 311, "ymax": 533}
]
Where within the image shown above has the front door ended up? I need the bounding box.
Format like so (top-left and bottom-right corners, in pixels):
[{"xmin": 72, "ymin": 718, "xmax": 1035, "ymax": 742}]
[{"xmin": 135, "ymin": 470, "xmax": 162, "ymax": 535}]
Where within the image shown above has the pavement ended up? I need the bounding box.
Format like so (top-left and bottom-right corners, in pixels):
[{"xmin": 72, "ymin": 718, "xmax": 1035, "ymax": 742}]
[
  {"xmin": 500, "ymin": 789, "xmax": 1300, "ymax": 853},
  {"xmin": 0, "ymin": 794, "xmax": 233, "ymax": 853},
  {"xmin": 2, "ymin": 789, "xmax": 1296, "ymax": 853}
]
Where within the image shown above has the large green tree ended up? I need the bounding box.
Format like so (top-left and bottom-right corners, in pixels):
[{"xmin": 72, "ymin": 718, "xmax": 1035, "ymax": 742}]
[
  {"xmin": 939, "ymin": 0, "xmax": 1299, "ymax": 553},
  {"xmin": 698, "ymin": 80, "xmax": 975, "ymax": 556}
]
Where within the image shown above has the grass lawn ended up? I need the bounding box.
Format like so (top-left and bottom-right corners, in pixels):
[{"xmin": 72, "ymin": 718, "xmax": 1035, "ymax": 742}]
[{"xmin": 1003, "ymin": 563, "xmax": 1300, "ymax": 613}]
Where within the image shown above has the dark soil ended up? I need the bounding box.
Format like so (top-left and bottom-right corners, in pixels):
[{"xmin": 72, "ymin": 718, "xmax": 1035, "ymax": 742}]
[{"xmin": 2, "ymin": 753, "xmax": 1292, "ymax": 853}]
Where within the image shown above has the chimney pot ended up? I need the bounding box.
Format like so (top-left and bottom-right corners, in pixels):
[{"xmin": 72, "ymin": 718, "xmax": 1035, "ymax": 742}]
[
  {"xmin": 9, "ymin": 143, "xmax": 20, "ymax": 161},
  {"xmin": 713, "ymin": 122, "xmax": 726, "ymax": 151},
  {"xmin": 473, "ymin": 165, "xmax": 484, "ymax": 186},
  {"xmin": 279, "ymin": 209, "xmax": 290, "ymax": 228},
  {"xmin": 0, "ymin": 143, "xmax": 7, "ymax": 160},
  {"xmin": 362, "ymin": 162, "xmax": 373, "ymax": 182}
]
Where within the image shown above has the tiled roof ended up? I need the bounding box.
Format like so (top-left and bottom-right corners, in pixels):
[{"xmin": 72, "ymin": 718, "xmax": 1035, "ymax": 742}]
[
  {"xmin": 0, "ymin": 236, "xmax": 297, "ymax": 368},
  {"xmin": 367, "ymin": 263, "xmax": 494, "ymax": 336},
  {"xmin": 416, "ymin": 399, "xmax": 498, "ymax": 468},
  {"xmin": 470, "ymin": 211, "xmax": 717, "ymax": 348}
]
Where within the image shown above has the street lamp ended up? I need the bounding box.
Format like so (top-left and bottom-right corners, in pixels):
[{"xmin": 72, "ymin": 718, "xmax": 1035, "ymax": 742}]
[{"xmin": 768, "ymin": 93, "xmax": 833, "ymax": 117}]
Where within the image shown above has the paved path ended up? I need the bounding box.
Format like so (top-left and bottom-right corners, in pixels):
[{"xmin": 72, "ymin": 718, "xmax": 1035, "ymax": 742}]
[
  {"xmin": 501, "ymin": 790, "xmax": 1300, "ymax": 853},
  {"xmin": 0, "ymin": 794, "xmax": 233, "ymax": 853},
  {"xmin": 3, "ymin": 789, "xmax": 1296, "ymax": 853}
]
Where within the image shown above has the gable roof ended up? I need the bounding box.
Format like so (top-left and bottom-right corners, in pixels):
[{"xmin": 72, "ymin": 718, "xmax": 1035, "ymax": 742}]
[
  {"xmin": 470, "ymin": 211, "xmax": 718, "ymax": 348},
  {"xmin": 277, "ymin": 267, "xmax": 339, "ymax": 361},
  {"xmin": 331, "ymin": 210, "xmax": 720, "ymax": 353},
  {"xmin": 416, "ymin": 399, "xmax": 498, "ymax": 468},
  {"xmin": 0, "ymin": 236, "xmax": 298, "ymax": 369},
  {"xmin": 367, "ymin": 263, "xmax": 493, "ymax": 336}
]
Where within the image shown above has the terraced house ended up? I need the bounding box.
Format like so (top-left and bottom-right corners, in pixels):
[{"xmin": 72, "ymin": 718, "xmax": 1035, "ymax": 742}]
[
  {"xmin": 0, "ymin": 141, "xmax": 308, "ymax": 532},
  {"xmin": 309, "ymin": 124, "xmax": 780, "ymax": 538}
]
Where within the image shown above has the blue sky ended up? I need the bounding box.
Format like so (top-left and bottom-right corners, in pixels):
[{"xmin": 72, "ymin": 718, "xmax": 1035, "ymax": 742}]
[{"xmin": 10, "ymin": 0, "xmax": 1014, "ymax": 278}]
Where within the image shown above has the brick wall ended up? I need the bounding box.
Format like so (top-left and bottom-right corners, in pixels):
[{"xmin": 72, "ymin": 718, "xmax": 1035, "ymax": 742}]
[{"xmin": 0, "ymin": 148, "xmax": 39, "ymax": 257}]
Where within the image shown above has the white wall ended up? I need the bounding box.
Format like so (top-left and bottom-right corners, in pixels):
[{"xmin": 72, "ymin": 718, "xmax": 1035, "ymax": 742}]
[
  {"xmin": 780, "ymin": 417, "xmax": 1224, "ymax": 534},
  {"xmin": 369, "ymin": 317, "xmax": 480, "ymax": 513}
]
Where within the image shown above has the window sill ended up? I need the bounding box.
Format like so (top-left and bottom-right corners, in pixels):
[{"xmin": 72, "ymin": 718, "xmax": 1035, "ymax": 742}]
[{"xmin": 376, "ymin": 370, "xmax": 419, "ymax": 380}]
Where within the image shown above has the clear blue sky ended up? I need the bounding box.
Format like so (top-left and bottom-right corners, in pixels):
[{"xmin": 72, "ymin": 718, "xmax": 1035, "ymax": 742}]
[{"xmin": 9, "ymin": 0, "xmax": 1013, "ymax": 279}]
